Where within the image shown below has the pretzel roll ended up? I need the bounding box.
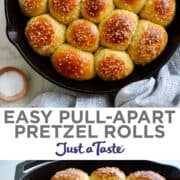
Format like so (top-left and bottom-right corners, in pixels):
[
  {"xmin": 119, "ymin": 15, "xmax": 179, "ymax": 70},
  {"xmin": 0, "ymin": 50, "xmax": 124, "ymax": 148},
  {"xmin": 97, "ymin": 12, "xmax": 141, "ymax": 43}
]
[
  {"xmin": 90, "ymin": 167, "xmax": 126, "ymax": 180},
  {"xmin": 51, "ymin": 44, "xmax": 95, "ymax": 80},
  {"xmin": 140, "ymin": 0, "xmax": 176, "ymax": 26},
  {"xmin": 49, "ymin": 0, "xmax": 81, "ymax": 25},
  {"xmin": 95, "ymin": 49, "xmax": 134, "ymax": 81},
  {"xmin": 99, "ymin": 10, "xmax": 138, "ymax": 51},
  {"xmin": 114, "ymin": 0, "xmax": 146, "ymax": 13},
  {"xmin": 66, "ymin": 19, "xmax": 99, "ymax": 52},
  {"xmin": 25, "ymin": 14, "xmax": 66, "ymax": 56},
  {"xmin": 127, "ymin": 171, "xmax": 166, "ymax": 180},
  {"xmin": 81, "ymin": 0, "xmax": 114, "ymax": 23},
  {"xmin": 128, "ymin": 20, "xmax": 168, "ymax": 65},
  {"xmin": 51, "ymin": 168, "xmax": 89, "ymax": 180},
  {"xmin": 18, "ymin": 0, "xmax": 48, "ymax": 17}
]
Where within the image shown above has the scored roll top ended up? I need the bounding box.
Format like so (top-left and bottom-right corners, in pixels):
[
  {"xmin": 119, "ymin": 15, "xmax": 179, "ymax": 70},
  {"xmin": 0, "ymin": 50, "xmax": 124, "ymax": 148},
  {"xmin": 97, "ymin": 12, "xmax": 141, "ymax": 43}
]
[
  {"xmin": 127, "ymin": 171, "xmax": 166, "ymax": 180},
  {"xmin": 51, "ymin": 168, "xmax": 89, "ymax": 180},
  {"xmin": 25, "ymin": 14, "xmax": 66, "ymax": 56},
  {"xmin": 18, "ymin": 0, "xmax": 48, "ymax": 17},
  {"xmin": 90, "ymin": 167, "xmax": 126, "ymax": 180}
]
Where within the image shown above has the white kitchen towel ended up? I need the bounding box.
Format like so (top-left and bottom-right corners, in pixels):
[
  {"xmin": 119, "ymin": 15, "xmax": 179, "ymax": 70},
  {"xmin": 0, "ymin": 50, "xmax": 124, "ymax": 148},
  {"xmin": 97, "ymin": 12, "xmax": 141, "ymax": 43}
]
[
  {"xmin": 29, "ymin": 46, "xmax": 180, "ymax": 107},
  {"xmin": 115, "ymin": 46, "xmax": 180, "ymax": 107},
  {"xmin": 29, "ymin": 90, "xmax": 112, "ymax": 107}
]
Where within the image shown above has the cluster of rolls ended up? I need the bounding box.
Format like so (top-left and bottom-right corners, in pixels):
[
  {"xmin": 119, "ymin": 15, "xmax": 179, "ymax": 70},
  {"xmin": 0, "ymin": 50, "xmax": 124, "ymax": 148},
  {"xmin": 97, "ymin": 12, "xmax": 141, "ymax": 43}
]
[
  {"xmin": 50, "ymin": 167, "xmax": 166, "ymax": 180},
  {"xmin": 19, "ymin": 0, "xmax": 176, "ymax": 81}
]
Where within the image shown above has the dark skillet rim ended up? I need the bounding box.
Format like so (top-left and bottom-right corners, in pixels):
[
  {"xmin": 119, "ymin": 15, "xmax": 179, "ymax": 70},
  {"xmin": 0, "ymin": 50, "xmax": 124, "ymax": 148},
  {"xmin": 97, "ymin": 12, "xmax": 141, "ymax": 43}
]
[
  {"xmin": 17, "ymin": 160, "xmax": 180, "ymax": 180},
  {"xmin": 4, "ymin": 0, "xmax": 180, "ymax": 94}
]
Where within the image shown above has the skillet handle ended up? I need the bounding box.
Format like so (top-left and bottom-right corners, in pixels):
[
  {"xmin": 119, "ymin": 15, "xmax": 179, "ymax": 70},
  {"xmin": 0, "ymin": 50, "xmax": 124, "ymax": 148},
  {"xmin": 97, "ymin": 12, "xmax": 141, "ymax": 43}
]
[{"xmin": 15, "ymin": 161, "xmax": 49, "ymax": 180}]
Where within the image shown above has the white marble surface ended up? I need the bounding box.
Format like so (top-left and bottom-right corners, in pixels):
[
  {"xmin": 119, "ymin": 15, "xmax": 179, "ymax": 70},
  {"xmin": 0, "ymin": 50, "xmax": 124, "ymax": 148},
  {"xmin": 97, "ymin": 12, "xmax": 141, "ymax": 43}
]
[
  {"xmin": 0, "ymin": 161, "xmax": 179, "ymax": 180},
  {"xmin": 0, "ymin": 0, "xmax": 56, "ymax": 107}
]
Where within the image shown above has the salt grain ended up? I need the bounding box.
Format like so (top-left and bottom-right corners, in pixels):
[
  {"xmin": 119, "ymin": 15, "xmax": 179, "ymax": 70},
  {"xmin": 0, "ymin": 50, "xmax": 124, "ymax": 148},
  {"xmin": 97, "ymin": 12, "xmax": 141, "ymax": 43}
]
[{"xmin": 0, "ymin": 71, "xmax": 24, "ymax": 97}]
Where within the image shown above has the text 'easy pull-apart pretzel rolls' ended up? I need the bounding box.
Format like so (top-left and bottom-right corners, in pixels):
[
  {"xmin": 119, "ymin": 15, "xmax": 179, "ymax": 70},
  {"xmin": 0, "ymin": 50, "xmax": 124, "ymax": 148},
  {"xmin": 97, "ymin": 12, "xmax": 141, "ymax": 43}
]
[
  {"xmin": 81, "ymin": 0, "xmax": 114, "ymax": 23},
  {"xmin": 114, "ymin": 0, "xmax": 147, "ymax": 14},
  {"xmin": 140, "ymin": 0, "xmax": 176, "ymax": 26},
  {"xmin": 99, "ymin": 10, "xmax": 138, "ymax": 51},
  {"xmin": 25, "ymin": 14, "xmax": 66, "ymax": 56},
  {"xmin": 51, "ymin": 168, "xmax": 89, "ymax": 180},
  {"xmin": 128, "ymin": 20, "xmax": 168, "ymax": 65},
  {"xmin": 90, "ymin": 167, "xmax": 126, "ymax": 180},
  {"xmin": 127, "ymin": 171, "xmax": 166, "ymax": 180},
  {"xmin": 95, "ymin": 49, "xmax": 134, "ymax": 81},
  {"xmin": 49, "ymin": 0, "xmax": 81, "ymax": 25},
  {"xmin": 51, "ymin": 44, "xmax": 95, "ymax": 80},
  {"xmin": 66, "ymin": 19, "xmax": 99, "ymax": 52},
  {"xmin": 18, "ymin": 0, "xmax": 48, "ymax": 17}
]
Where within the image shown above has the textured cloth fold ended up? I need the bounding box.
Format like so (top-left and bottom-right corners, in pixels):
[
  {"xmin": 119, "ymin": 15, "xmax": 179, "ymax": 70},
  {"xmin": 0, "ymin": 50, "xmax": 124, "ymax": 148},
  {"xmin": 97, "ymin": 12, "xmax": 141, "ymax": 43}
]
[
  {"xmin": 29, "ymin": 88, "xmax": 112, "ymax": 107},
  {"xmin": 115, "ymin": 46, "xmax": 180, "ymax": 107}
]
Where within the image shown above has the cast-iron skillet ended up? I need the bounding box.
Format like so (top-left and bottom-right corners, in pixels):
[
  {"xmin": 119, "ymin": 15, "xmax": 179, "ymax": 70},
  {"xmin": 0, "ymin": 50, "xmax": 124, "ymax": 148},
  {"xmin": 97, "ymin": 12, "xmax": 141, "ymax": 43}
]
[
  {"xmin": 15, "ymin": 160, "xmax": 180, "ymax": 180},
  {"xmin": 5, "ymin": 1, "xmax": 180, "ymax": 94}
]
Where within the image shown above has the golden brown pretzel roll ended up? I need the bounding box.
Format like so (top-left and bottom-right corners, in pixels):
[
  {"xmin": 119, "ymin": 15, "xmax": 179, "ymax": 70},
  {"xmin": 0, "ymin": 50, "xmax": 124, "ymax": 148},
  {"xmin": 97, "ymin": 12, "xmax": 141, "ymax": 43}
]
[
  {"xmin": 51, "ymin": 44, "xmax": 95, "ymax": 80},
  {"xmin": 95, "ymin": 49, "xmax": 134, "ymax": 81},
  {"xmin": 51, "ymin": 168, "xmax": 89, "ymax": 180},
  {"xmin": 99, "ymin": 10, "xmax": 138, "ymax": 51},
  {"xmin": 25, "ymin": 14, "xmax": 66, "ymax": 56},
  {"xmin": 66, "ymin": 19, "xmax": 99, "ymax": 52},
  {"xmin": 18, "ymin": 0, "xmax": 48, "ymax": 17},
  {"xmin": 49, "ymin": 0, "xmax": 81, "ymax": 25},
  {"xmin": 81, "ymin": 0, "xmax": 114, "ymax": 23},
  {"xmin": 140, "ymin": 0, "xmax": 176, "ymax": 26},
  {"xmin": 114, "ymin": 0, "xmax": 146, "ymax": 14},
  {"xmin": 128, "ymin": 20, "xmax": 168, "ymax": 65},
  {"xmin": 127, "ymin": 171, "xmax": 166, "ymax": 180},
  {"xmin": 90, "ymin": 167, "xmax": 126, "ymax": 180}
]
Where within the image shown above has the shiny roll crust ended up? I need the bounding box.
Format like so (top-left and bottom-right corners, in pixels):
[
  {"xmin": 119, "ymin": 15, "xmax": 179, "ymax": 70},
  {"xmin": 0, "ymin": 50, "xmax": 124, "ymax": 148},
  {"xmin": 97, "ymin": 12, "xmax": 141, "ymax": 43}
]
[
  {"xmin": 99, "ymin": 10, "xmax": 138, "ymax": 51},
  {"xmin": 140, "ymin": 0, "xmax": 176, "ymax": 26},
  {"xmin": 90, "ymin": 167, "xmax": 126, "ymax": 180},
  {"xmin": 66, "ymin": 19, "xmax": 99, "ymax": 52},
  {"xmin": 114, "ymin": 0, "xmax": 146, "ymax": 13},
  {"xmin": 18, "ymin": 0, "xmax": 48, "ymax": 17},
  {"xmin": 25, "ymin": 14, "xmax": 66, "ymax": 56},
  {"xmin": 49, "ymin": 0, "xmax": 81, "ymax": 24},
  {"xmin": 128, "ymin": 20, "xmax": 168, "ymax": 65},
  {"xmin": 81, "ymin": 0, "xmax": 114, "ymax": 23},
  {"xmin": 127, "ymin": 171, "xmax": 166, "ymax": 180},
  {"xmin": 51, "ymin": 44, "xmax": 95, "ymax": 80},
  {"xmin": 19, "ymin": 0, "xmax": 174, "ymax": 82},
  {"xmin": 51, "ymin": 168, "xmax": 89, "ymax": 180},
  {"xmin": 95, "ymin": 49, "xmax": 134, "ymax": 81}
]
